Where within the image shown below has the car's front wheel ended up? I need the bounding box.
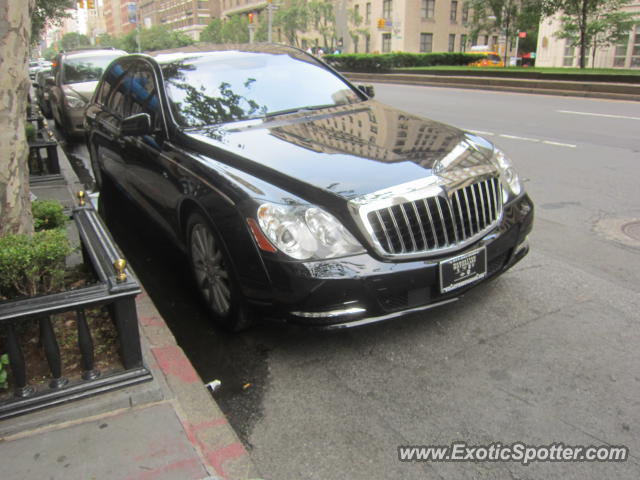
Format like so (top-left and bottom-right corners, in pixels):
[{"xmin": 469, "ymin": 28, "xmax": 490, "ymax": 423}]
[{"xmin": 186, "ymin": 213, "xmax": 253, "ymax": 332}]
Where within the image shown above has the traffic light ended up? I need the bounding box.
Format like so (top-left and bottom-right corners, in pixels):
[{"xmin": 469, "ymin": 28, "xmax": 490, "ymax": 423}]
[
  {"xmin": 78, "ymin": 0, "xmax": 85, "ymax": 8},
  {"xmin": 87, "ymin": 0, "xmax": 94, "ymax": 8},
  {"xmin": 248, "ymin": 12, "xmax": 255, "ymax": 24},
  {"xmin": 377, "ymin": 18, "xmax": 386, "ymax": 29}
]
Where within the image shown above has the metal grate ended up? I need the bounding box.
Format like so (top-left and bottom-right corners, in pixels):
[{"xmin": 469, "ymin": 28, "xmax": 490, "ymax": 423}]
[{"xmin": 367, "ymin": 177, "xmax": 502, "ymax": 256}]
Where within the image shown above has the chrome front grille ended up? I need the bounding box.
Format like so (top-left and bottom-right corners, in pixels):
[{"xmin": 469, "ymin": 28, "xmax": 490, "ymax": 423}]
[{"xmin": 365, "ymin": 177, "xmax": 502, "ymax": 257}]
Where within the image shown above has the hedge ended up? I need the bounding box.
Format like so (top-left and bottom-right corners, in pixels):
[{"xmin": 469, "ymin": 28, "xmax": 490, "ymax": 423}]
[{"xmin": 323, "ymin": 52, "xmax": 485, "ymax": 72}]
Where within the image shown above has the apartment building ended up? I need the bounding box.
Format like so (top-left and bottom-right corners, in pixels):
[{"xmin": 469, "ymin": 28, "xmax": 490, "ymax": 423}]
[
  {"xmin": 536, "ymin": 3, "xmax": 640, "ymax": 69},
  {"xmin": 218, "ymin": 0, "xmax": 473, "ymax": 53},
  {"xmin": 350, "ymin": 0, "xmax": 472, "ymax": 54},
  {"xmin": 103, "ymin": 0, "xmax": 219, "ymax": 40}
]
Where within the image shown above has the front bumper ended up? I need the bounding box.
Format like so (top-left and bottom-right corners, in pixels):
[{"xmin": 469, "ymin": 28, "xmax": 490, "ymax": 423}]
[
  {"xmin": 63, "ymin": 107, "xmax": 87, "ymax": 136},
  {"xmin": 250, "ymin": 193, "xmax": 533, "ymax": 329}
]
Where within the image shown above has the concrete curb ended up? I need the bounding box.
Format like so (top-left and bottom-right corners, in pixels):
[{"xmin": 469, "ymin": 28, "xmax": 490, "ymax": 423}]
[
  {"xmin": 136, "ymin": 292, "xmax": 260, "ymax": 479},
  {"xmin": 344, "ymin": 72, "xmax": 640, "ymax": 101}
]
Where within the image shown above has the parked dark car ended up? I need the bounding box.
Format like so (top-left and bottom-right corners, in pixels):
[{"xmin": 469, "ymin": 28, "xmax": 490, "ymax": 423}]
[
  {"xmin": 33, "ymin": 68, "xmax": 53, "ymax": 117},
  {"xmin": 49, "ymin": 48, "xmax": 126, "ymax": 137},
  {"xmin": 84, "ymin": 44, "xmax": 533, "ymax": 331}
]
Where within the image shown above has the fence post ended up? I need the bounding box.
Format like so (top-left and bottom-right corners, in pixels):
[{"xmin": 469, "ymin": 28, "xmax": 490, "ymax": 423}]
[{"xmin": 111, "ymin": 298, "xmax": 143, "ymax": 370}]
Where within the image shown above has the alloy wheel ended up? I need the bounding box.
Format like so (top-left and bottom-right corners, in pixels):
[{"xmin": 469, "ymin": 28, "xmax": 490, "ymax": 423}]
[{"xmin": 190, "ymin": 223, "xmax": 231, "ymax": 316}]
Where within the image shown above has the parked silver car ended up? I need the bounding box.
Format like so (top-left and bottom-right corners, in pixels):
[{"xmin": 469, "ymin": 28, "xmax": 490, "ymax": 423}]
[{"xmin": 49, "ymin": 48, "xmax": 126, "ymax": 137}]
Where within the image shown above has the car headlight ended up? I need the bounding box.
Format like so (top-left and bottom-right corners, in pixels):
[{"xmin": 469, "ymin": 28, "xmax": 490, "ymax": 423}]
[
  {"xmin": 491, "ymin": 148, "xmax": 522, "ymax": 202},
  {"xmin": 256, "ymin": 203, "xmax": 364, "ymax": 260},
  {"xmin": 65, "ymin": 95, "xmax": 86, "ymax": 109}
]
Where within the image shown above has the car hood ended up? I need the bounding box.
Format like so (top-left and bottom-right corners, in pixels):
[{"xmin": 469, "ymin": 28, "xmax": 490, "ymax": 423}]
[
  {"xmin": 185, "ymin": 101, "xmax": 496, "ymax": 201},
  {"xmin": 63, "ymin": 81, "xmax": 99, "ymax": 102}
]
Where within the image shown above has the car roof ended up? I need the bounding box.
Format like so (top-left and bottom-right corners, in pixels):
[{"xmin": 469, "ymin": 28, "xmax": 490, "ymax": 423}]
[
  {"xmin": 62, "ymin": 49, "xmax": 127, "ymax": 59},
  {"xmin": 147, "ymin": 43, "xmax": 309, "ymax": 65}
]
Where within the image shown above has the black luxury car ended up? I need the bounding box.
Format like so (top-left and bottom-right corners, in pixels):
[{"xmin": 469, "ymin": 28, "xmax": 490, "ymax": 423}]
[{"xmin": 84, "ymin": 44, "xmax": 533, "ymax": 331}]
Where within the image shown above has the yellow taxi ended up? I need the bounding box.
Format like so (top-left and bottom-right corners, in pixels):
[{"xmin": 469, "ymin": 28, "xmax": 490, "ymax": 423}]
[{"xmin": 469, "ymin": 46, "xmax": 504, "ymax": 67}]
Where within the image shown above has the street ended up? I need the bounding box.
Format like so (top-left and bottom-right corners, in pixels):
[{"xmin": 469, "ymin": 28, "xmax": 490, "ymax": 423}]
[{"xmin": 63, "ymin": 85, "xmax": 640, "ymax": 479}]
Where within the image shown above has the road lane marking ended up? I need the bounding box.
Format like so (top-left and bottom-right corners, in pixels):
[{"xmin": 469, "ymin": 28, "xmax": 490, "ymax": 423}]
[
  {"xmin": 557, "ymin": 110, "xmax": 640, "ymax": 121},
  {"xmin": 542, "ymin": 140, "xmax": 577, "ymax": 148},
  {"xmin": 467, "ymin": 129, "xmax": 495, "ymax": 136},
  {"xmin": 499, "ymin": 134, "xmax": 541, "ymax": 143},
  {"xmin": 466, "ymin": 129, "xmax": 577, "ymax": 148}
]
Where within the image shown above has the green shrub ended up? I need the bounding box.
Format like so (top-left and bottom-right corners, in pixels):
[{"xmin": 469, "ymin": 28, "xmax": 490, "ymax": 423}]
[
  {"xmin": 0, "ymin": 229, "xmax": 73, "ymax": 299},
  {"xmin": 0, "ymin": 354, "xmax": 8, "ymax": 390},
  {"xmin": 32, "ymin": 200, "xmax": 68, "ymax": 231},
  {"xmin": 324, "ymin": 52, "xmax": 485, "ymax": 72},
  {"xmin": 25, "ymin": 122, "xmax": 36, "ymax": 142}
]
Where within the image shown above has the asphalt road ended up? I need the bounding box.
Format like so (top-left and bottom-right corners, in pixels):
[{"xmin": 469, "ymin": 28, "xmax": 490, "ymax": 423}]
[{"xmin": 63, "ymin": 86, "xmax": 640, "ymax": 480}]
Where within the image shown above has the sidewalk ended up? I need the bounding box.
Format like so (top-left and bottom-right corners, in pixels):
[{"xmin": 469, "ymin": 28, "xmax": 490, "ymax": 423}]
[{"xmin": 0, "ymin": 140, "xmax": 260, "ymax": 480}]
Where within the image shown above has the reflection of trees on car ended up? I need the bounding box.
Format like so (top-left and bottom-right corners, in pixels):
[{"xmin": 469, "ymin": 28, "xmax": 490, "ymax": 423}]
[{"xmin": 162, "ymin": 60, "xmax": 267, "ymax": 135}]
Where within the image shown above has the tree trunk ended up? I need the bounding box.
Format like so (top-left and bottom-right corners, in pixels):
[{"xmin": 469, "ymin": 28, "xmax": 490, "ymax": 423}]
[
  {"xmin": 0, "ymin": 0, "xmax": 34, "ymax": 236},
  {"xmin": 579, "ymin": 0, "xmax": 588, "ymax": 68}
]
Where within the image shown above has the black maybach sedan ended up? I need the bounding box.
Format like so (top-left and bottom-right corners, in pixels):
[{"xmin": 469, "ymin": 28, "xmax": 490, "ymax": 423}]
[{"xmin": 84, "ymin": 44, "xmax": 533, "ymax": 331}]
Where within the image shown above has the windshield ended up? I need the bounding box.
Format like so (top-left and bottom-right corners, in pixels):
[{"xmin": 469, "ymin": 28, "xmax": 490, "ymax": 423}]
[
  {"xmin": 63, "ymin": 54, "xmax": 123, "ymax": 84},
  {"xmin": 161, "ymin": 51, "xmax": 362, "ymax": 128}
]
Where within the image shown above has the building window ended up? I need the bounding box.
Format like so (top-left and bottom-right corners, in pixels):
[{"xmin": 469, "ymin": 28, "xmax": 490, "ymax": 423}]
[
  {"xmin": 613, "ymin": 35, "xmax": 629, "ymax": 67},
  {"xmin": 450, "ymin": 1, "xmax": 458, "ymax": 23},
  {"xmin": 420, "ymin": 33, "xmax": 433, "ymax": 53},
  {"xmin": 382, "ymin": 33, "xmax": 392, "ymax": 52},
  {"xmin": 492, "ymin": 35, "xmax": 498, "ymax": 49},
  {"xmin": 421, "ymin": 0, "xmax": 435, "ymax": 19},
  {"xmin": 460, "ymin": 34, "xmax": 467, "ymax": 52},
  {"xmin": 365, "ymin": 34, "xmax": 371, "ymax": 53},
  {"xmin": 448, "ymin": 34, "xmax": 455, "ymax": 52},
  {"xmin": 563, "ymin": 43, "xmax": 576, "ymax": 67},
  {"xmin": 353, "ymin": 36, "xmax": 359, "ymax": 53},
  {"xmin": 462, "ymin": 4, "xmax": 469, "ymax": 23},
  {"xmin": 632, "ymin": 27, "xmax": 640, "ymax": 67},
  {"xmin": 366, "ymin": 3, "xmax": 371, "ymax": 23},
  {"xmin": 383, "ymin": 0, "xmax": 392, "ymax": 19}
]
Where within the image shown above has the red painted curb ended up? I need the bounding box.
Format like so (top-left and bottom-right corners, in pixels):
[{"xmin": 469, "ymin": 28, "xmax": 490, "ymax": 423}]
[{"xmin": 151, "ymin": 346, "xmax": 201, "ymax": 384}]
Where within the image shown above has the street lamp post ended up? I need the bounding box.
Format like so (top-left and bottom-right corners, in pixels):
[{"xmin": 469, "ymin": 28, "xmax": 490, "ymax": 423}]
[{"xmin": 267, "ymin": 0, "xmax": 278, "ymax": 43}]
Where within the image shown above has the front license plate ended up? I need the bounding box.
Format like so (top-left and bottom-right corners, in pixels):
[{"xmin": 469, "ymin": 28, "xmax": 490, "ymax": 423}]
[{"xmin": 439, "ymin": 247, "xmax": 487, "ymax": 294}]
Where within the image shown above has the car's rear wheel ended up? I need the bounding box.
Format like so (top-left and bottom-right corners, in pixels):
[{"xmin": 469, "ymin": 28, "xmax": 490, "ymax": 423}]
[{"xmin": 186, "ymin": 213, "xmax": 252, "ymax": 332}]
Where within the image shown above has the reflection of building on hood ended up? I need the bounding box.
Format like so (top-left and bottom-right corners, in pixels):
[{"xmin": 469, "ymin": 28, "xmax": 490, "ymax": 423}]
[{"xmin": 270, "ymin": 102, "xmax": 461, "ymax": 168}]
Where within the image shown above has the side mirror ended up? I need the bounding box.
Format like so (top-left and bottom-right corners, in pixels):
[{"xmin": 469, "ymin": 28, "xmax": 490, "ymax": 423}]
[
  {"xmin": 45, "ymin": 76, "xmax": 55, "ymax": 87},
  {"xmin": 120, "ymin": 113, "xmax": 153, "ymax": 137},
  {"xmin": 358, "ymin": 84, "xmax": 375, "ymax": 98}
]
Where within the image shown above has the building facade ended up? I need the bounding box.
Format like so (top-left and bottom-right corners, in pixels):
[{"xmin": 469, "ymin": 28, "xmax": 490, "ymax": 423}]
[
  {"xmin": 350, "ymin": 0, "xmax": 472, "ymax": 54},
  {"xmin": 135, "ymin": 0, "xmax": 220, "ymax": 40},
  {"xmin": 218, "ymin": 0, "xmax": 474, "ymax": 53},
  {"xmin": 536, "ymin": 4, "xmax": 640, "ymax": 69}
]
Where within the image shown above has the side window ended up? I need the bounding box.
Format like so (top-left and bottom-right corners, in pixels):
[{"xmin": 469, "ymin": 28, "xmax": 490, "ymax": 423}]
[
  {"xmin": 102, "ymin": 60, "xmax": 135, "ymax": 118},
  {"xmin": 129, "ymin": 64, "xmax": 161, "ymax": 130},
  {"xmin": 96, "ymin": 61, "xmax": 126, "ymax": 105}
]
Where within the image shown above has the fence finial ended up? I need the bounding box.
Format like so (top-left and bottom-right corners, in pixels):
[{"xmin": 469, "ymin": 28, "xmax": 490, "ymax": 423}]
[{"xmin": 114, "ymin": 258, "xmax": 127, "ymax": 282}]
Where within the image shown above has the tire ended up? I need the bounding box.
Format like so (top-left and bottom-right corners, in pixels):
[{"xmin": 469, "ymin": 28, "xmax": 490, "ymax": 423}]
[{"xmin": 186, "ymin": 213, "xmax": 253, "ymax": 332}]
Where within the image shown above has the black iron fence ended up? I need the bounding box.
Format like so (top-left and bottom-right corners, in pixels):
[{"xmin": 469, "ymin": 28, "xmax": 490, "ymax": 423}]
[
  {"xmin": 27, "ymin": 110, "xmax": 60, "ymax": 176},
  {"xmin": 0, "ymin": 201, "xmax": 152, "ymax": 420}
]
